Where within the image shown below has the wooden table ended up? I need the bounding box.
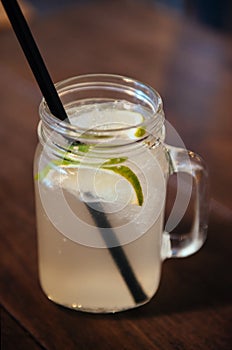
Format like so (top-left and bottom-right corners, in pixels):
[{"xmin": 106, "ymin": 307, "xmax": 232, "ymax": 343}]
[{"xmin": 1, "ymin": 1, "xmax": 232, "ymax": 349}]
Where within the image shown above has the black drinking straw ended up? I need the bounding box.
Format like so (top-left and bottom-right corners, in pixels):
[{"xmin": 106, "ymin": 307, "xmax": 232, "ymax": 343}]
[
  {"xmin": 86, "ymin": 202, "xmax": 147, "ymax": 304},
  {"xmin": 1, "ymin": 0, "xmax": 67, "ymax": 121},
  {"xmin": 2, "ymin": 0, "xmax": 147, "ymax": 304}
]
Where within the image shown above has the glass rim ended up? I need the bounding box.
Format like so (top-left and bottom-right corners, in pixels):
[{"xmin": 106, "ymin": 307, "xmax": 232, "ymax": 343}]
[{"xmin": 39, "ymin": 73, "xmax": 164, "ymax": 137}]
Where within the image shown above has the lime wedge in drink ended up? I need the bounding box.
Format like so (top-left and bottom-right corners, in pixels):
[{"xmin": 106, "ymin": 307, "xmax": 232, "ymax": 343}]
[
  {"xmin": 102, "ymin": 165, "xmax": 143, "ymax": 206},
  {"xmin": 36, "ymin": 158, "xmax": 144, "ymax": 207}
]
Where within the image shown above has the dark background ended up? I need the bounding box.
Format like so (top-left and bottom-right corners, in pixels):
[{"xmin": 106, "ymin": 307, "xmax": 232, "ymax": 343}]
[{"xmin": 27, "ymin": 0, "xmax": 232, "ymax": 32}]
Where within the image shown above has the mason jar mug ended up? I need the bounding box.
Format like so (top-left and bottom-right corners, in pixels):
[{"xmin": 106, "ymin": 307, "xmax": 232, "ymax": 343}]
[{"xmin": 34, "ymin": 74, "xmax": 208, "ymax": 313}]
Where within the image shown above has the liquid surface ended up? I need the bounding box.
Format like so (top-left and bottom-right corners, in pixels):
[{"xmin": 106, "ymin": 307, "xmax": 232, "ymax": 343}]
[{"xmin": 67, "ymin": 100, "xmax": 149, "ymax": 130}]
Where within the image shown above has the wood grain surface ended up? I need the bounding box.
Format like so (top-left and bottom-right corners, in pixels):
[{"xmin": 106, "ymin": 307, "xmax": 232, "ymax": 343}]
[{"xmin": 1, "ymin": 1, "xmax": 232, "ymax": 349}]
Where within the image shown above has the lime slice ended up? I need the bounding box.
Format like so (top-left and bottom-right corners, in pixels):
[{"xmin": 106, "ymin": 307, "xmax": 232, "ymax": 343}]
[
  {"xmin": 35, "ymin": 156, "xmax": 127, "ymax": 181},
  {"xmin": 36, "ymin": 159, "xmax": 144, "ymax": 206},
  {"xmin": 102, "ymin": 165, "xmax": 144, "ymax": 206},
  {"xmin": 36, "ymin": 160, "xmax": 143, "ymax": 206},
  {"xmin": 35, "ymin": 156, "xmax": 144, "ymax": 206}
]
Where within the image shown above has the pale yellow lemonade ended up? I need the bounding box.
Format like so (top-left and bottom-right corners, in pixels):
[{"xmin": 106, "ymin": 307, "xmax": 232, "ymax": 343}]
[{"xmin": 34, "ymin": 101, "xmax": 168, "ymax": 312}]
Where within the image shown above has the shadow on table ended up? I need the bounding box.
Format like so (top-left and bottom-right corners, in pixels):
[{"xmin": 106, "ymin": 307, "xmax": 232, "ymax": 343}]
[{"xmin": 123, "ymin": 209, "xmax": 232, "ymax": 319}]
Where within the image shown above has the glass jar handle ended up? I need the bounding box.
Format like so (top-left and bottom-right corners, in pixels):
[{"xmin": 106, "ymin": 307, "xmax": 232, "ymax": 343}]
[{"xmin": 162, "ymin": 145, "xmax": 209, "ymax": 259}]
